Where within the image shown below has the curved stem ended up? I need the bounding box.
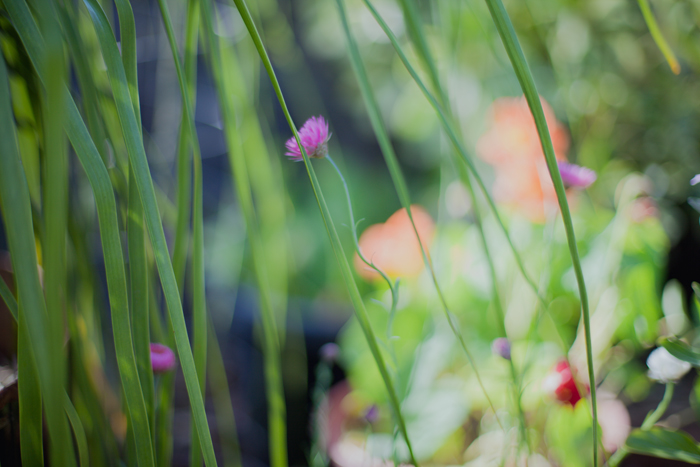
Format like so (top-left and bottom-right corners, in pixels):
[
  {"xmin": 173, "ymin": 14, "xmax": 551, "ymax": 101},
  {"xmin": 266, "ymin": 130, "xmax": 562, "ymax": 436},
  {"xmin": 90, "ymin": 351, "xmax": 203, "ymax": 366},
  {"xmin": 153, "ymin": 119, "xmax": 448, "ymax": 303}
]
[
  {"xmin": 326, "ymin": 155, "xmax": 400, "ymax": 371},
  {"xmin": 609, "ymin": 382, "xmax": 675, "ymax": 466}
]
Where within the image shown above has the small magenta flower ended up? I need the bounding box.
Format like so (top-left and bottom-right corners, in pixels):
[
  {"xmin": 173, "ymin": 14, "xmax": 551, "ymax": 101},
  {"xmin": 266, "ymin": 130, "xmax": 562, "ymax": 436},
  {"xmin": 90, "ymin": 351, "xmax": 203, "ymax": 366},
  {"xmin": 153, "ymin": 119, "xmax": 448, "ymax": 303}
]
[
  {"xmin": 691, "ymin": 174, "xmax": 700, "ymax": 186},
  {"xmin": 557, "ymin": 161, "xmax": 597, "ymax": 189},
  {"xmin": 284, "ymin": 116, "xmax": 331, "ymax": 162},
  {"xmin": 150, "ymin": 343, "xmax": 176, "ymax": 374},
  {"xmin": 491, "ymin": 337, "xmax": 511, "ymax": 360}
]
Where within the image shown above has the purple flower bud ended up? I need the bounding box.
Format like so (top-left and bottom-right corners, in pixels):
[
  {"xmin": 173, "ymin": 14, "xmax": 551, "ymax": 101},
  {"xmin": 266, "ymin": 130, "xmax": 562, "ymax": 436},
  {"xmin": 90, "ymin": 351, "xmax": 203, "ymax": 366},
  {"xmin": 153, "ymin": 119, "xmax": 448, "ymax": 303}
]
[
  {"xmin": 319, "ymin": 343, "xmax": 340, "ymax": 363},
  {"xmin": 557, "ymin": 161, "xmax": 597, "ymax": 189},
  {"xmin": 691, "ymin": 174, "xmax": 700, "ymax": 186},
  {"xmin": 492, "ymin": 337, "xmax": 511, "ymax": 360},
  {"xmin": 150, "ymin": 343, "xmax": 176, "ymax": 373},
  {"xmin": 364, "ymin": 404, "xmax": 379, "ymax": 424}
]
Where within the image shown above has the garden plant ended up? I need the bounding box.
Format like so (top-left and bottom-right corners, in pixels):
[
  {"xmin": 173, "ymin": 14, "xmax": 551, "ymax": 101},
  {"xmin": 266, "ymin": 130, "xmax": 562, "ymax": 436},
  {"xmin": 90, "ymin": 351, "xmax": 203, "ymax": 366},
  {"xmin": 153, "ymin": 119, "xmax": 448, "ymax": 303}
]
[{"xmin": 1, "ymin": 0, "xmax": 700, "ymax": 466}]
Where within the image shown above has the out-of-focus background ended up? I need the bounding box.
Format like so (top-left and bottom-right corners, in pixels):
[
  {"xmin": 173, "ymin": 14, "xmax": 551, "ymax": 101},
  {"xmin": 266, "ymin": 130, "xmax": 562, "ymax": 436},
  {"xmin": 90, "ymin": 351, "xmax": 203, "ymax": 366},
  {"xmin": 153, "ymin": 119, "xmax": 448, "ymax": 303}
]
[
  {"xmin": 115, "ymin": 0, "xmax": 700, "ymax": 465},
  {"xmin": 2, "ymin": 0, "xmax": 700, "ymax": 465}
]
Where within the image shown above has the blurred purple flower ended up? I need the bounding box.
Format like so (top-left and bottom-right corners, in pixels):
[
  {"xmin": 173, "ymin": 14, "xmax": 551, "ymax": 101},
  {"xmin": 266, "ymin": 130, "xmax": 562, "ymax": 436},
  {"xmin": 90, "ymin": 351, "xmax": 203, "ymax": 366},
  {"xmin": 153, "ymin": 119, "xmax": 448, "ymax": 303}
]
[
  {"xmin": 691, "ymin": 174, "xmax": 700, "ymax": 186},
  {"xmin": 364, "ymin": 404, "xmax": 379, "ymax": 424},
  {"xmin": 557, "ymin": 161, "xmax": 597, "ymax": 189},
  {"xmin": 284, "ymin": 116, "xmax": 331, "ymax": 162},
  {"xmin": 491, "ymin": 337, "xmax": 511, "ymax": 360},
  {"xmin": 150, "ymin": 343, "xmax": 176, "ymax": 373},
  {"xmin": 319, "ymin": 343, "xmax": 340, "ymax": 363}
]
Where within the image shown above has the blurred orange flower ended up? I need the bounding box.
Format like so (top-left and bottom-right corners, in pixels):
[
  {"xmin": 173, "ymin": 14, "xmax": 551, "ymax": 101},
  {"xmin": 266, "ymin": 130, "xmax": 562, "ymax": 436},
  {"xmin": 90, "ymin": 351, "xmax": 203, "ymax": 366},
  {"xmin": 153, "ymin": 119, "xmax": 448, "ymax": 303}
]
[
  {"xmin": 354, "ymin": 206, "xmax": 435, "ymax": 281},
  {"xmin": 477, "ymin": 96, "xmax": 569, "ymax": 222}
]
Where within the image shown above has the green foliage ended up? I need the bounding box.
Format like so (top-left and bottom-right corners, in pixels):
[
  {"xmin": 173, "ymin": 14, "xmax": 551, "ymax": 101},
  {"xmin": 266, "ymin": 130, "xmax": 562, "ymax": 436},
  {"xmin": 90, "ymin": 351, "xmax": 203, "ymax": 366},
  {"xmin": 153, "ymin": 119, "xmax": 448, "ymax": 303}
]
[{"xmin": 626, "ymin": 428, "xmax": 700, "ymax": 463}]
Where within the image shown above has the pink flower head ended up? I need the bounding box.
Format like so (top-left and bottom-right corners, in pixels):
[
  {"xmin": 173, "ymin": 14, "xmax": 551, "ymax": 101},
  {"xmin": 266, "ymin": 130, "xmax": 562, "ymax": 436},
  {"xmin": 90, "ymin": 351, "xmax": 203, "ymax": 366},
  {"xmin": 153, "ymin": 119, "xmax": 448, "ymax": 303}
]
[
  {"xmin": 150, "ymin": 343, "xmax": 176, "ymax": 374},
  {"xmin": 542, "ymin": 360, "xmax": 588, "ymax": 407},
  {"xmin": 557, "ymin": 161, "xmax": 597, "ymax": 189},
  {"xmin": 284, "ymin": 116, "xmax": 331, "ymax": 162}
]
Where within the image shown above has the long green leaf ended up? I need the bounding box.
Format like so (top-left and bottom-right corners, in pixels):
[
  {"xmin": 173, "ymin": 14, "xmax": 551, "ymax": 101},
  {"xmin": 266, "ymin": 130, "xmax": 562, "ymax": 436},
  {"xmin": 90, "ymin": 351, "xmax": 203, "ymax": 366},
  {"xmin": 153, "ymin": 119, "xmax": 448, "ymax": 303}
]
[
  {"xmin": 64, "ymin": 393, "xmax": 90, "ymax": 467},
  {"xmin": 626, "ymin": 428, "xmax": 700, "ymax": 463},
  {"xmin": 0, "ymin": 275, "xmax": 18, "ymax": 321},
  {"xmin": 17, "ymin": 322, "xmax": 43, "ymax": 467},
  {"xmin": 479, "ymin": 0, "xmax": 597, "ymax": 464},
  {"xmin": 78, "ymin": 1, "xmax": 217, "ymax": 465},
  {"xmin": 208, "ymin": 319, "xmax": 243, "ymax": 467},
  {"xmin": 228, "ymin": 0, "xmax": 418, "ymax": 464},
  {"xmin": 661, "ymin": 337, "xmax": 700, "ymax": 367},
  {"xmin": 35, "ymin": 1, "xmax": 75, "ymax": 464},
  {"xmin": 113, "ymin": 0, "xmax": 157, "ymax": 454},
  {"xmin": 150, "ymin": 1, "xmax": 209, "ymax": 465},
  {"xmin": 3, "ymin": 2, "xmax": 155, "ymax": 465},
  {"xmin": 200, "ymin": 2, "xmax": 287, "ymax": 466},
  {"xmin": 0, "ymin": 51, "xmax": 63, "ymax": 466}
]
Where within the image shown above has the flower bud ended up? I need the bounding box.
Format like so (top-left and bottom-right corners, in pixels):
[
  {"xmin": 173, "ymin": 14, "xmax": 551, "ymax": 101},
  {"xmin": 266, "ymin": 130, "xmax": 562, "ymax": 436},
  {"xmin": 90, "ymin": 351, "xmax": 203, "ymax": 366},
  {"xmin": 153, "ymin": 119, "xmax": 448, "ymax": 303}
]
[
  {"xmin": 491, "ymin": 337, "xmax": 511, "ymax": 360},
  {"xmin": 150, "ymin": 343, "xmax": 176, "ymax": 374}
]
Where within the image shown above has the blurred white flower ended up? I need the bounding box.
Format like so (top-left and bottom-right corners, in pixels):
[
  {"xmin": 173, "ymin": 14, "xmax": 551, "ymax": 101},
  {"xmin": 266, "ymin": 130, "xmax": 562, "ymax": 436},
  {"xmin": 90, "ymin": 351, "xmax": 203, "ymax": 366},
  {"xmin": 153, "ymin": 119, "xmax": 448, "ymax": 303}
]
[{"xmin": 647, "ymin": 347, "xmax": 691, "ymax": 383}]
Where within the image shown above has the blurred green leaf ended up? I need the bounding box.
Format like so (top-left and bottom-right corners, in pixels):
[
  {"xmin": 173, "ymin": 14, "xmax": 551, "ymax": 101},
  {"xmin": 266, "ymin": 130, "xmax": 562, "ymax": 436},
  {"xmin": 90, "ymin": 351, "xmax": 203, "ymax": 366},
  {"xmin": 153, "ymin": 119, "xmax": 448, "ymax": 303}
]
[
  {"xmin": 660, "ymin": 337, "xmax": 700, "ymax": 366},
  {"xmin": 625, "ymin": 428, "xmax": 700, "ymax": 463}
]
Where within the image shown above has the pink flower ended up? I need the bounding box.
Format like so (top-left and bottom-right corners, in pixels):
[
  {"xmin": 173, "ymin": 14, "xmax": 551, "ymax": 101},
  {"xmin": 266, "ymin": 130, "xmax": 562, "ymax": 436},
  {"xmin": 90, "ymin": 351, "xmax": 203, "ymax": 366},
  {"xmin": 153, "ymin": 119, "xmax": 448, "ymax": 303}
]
[
  {"xmin": 150, "ymin": 343, "xmax": 176, "ymax": 373},
  {"xmin": 557, "ymin": 162, "xmax": 597, "ymax": 189},
  {"xmin": 284, "ymin": 116, "xmax": 331, "ymax": 162}
]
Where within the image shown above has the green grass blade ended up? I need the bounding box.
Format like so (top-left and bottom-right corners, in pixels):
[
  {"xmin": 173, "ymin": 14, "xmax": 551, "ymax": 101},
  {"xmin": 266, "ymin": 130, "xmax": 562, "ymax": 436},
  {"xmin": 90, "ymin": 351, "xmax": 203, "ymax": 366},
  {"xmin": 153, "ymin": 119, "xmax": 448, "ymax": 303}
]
[
  {"xmin": 637, "ymin": 0, "xmax": 680, "ymax": 75},
  {"xmin": 227, "ymin": 0, "xmax": 418, "ymax": 464},
  {"xmin": 200, "ymin": 2, "xmax": 287, "ymax": 466},
  {"xmin": 17, "ymin": 322, "xmax": 43, "ymax": 467},
  {"xmin": 0, "ymin": 275, "xmax": 18, "ymax": 321},
  {"xmin": 335, "ymin": 0, "xmax": 504, "ymax": 431},
  {"xmin": 34, "ymin": 2, "xmax": 75, "ymax": 464},
  {"xmin": 78, "ymin": 1, "xmax": 217, "ymax": 465},
  {"xmin": 113, "ymin": 0, "xmax": 157, "ymax": 453},
  {"xmin": 219, "ymin": 14, "xmax": 289, "ymax": 344},
  {"xmin": 479, "ymin": 0, "xmax": 597, "ymax": 464},
  {"xmin": 64, "ymin": 392, "xmax": 90, "ymax": 467},
  {"xmin": 208, "ymin": 319, "xmax": 243, "ymax": 467},
  {"xmin": 3, "ymin": 3, "xmax": 155, "ymax": 465},
  {"xmin": 150, "ymin": 1, "xmax": 209, "ymax": 465},
  {"xmin": 0, "ymin": 43, "xmax": 75, "ymax": 467}
]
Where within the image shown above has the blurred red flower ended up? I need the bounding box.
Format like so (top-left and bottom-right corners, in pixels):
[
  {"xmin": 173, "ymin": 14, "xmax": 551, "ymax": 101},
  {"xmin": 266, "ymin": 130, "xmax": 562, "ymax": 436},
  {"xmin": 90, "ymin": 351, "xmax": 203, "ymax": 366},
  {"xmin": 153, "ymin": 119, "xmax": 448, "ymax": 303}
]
[{"xmin": 542, "ymin": 360, "xmax": 588, "ymax": 407}]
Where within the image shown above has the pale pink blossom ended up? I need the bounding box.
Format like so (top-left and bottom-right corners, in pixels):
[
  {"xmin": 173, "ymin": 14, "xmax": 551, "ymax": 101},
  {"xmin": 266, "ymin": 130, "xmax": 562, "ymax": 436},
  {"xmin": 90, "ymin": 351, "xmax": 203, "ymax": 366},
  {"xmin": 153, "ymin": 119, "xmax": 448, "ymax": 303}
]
[
  {"xmin": 150, "ymin": 343, "xmax": 176, "ymax": 373},
  {"xmin": 557, "ymin": 162, "xmax": 597, "ymax": 189},
  {"xmin": 284, "ymin": 116, "xmax": 331, "ymax": 162}
]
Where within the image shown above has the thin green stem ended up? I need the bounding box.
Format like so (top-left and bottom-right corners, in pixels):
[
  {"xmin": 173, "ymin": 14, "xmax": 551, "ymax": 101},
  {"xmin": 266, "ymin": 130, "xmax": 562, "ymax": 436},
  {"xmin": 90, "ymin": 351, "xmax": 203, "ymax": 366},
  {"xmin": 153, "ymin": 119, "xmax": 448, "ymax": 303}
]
[
  {"xmin": 479, "ymin": 0, "xmax": 597, "ymax": 465},
  {"xmin": 362, "ymin": 0, "xmax": 545, "ymax": 309},
  {"xmin": 637, "ymin": 0, "xmax": 680, "ymax": 74},
  {"xmin": 230, "ymin": 0, "xmax": 418, "ymax": 463},
  {"xmin": 336, "ymin": 0, "xmax": 504, "ymax": 430},
  {"xmin": 609, "ymin": 382, "xmax": 675, "ymax": 466},
  {"xmin": 199, "ymin": 2, "xmax": 287, "ymax": 466}
]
